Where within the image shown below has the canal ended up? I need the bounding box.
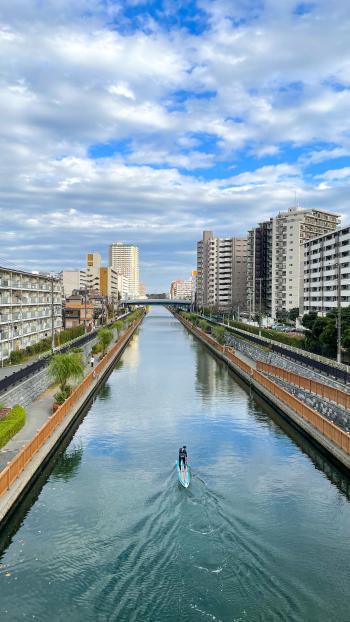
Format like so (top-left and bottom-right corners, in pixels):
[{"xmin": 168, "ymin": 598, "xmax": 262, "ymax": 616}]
[{"xmin": 1, "ymin": 308, "xmax": 350, "ymax": 621}]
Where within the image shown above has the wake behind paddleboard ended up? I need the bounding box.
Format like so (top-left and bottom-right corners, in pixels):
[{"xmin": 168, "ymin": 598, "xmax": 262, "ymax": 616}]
[{"xmin": 176, "ymin": 460, "xmax": 191, "ymax": 488}]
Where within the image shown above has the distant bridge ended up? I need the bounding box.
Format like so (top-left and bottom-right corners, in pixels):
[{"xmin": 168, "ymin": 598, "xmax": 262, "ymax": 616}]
[{"xmin": 121, "ymin": 298, "xmax": 192, "ymax": 307}]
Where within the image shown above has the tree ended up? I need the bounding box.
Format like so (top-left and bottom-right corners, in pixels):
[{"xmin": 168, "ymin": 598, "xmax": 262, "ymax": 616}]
[
  {"xmin": 49, "ymin": 352, "xmax": 84, "ymax": 403},
  {"xmin": 198, "ymin": 319, "xmax": 210, "ymax": 332},
  {"xmin": 302, "ymin": 312, "xmax": 318, "ymax": 331},
  {"xmin": 212, "ymin": 325, "xmax": 225, "ymax": 344},
  {"xmin": 276, "ymin": 309, "xmax": 288, "ymax": 324},
  {"xmin": 97, "ymin": 327, "xmax": 113, "ymax": 355},
  {"xmin": 302, "ymin": 308, "xmax": 350, "ymax": 358},
  {"xmin": 288, "ymin": 307, "xmax": 300, "ymax": 322}
]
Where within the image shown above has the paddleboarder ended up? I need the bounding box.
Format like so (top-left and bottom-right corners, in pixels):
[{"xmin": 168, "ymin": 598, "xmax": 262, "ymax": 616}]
[{"xmin": 179, "ymin": 446, "xmax": 187, "ymax": 471}]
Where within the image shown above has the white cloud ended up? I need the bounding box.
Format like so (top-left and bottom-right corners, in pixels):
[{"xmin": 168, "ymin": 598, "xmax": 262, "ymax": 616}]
[{"xmin": 0, "ymin": 0, "xmax": 350, "ymax": 288}]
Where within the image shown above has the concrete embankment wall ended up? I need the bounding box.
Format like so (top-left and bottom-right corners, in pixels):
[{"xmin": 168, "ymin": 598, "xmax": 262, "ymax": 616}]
[
  {"xmin": 1, "ymin": 337, "xmax": 98, "ymax": 408},
  {"xmin": 176, "ymin": 313, "xmax": 350, "ymax": 474},
  {"xmin": 0, "ymin": 316, "xmax": 144, "ymax": 527}
]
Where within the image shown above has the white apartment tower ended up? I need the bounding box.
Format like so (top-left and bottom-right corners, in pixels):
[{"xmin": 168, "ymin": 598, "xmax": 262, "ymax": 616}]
[
  {"xmin": 196, "ymin": 231, "xmax": 247, "ymax": 311},
  {"xmin": 271, "ymin": 207, "xmax": 339, "ymax": 317},
  {"xmin": 302, "ymin": 225, "xmax": 348, "ymax": 316},
  {"xmin": 247, "ymin": 207, "xmax": 339, "ymax": 319},
  {"xmin": 109, "ymin": 243, "xmax": 139, "ymax": 298}
]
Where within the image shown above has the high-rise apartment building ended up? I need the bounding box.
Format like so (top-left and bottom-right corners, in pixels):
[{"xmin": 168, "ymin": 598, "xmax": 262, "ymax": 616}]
[
  {"xmin": 0, "ymin": 265, "xmax": 62, "ymax": 363},
  {"xmin": 247, "ymin": 207, "xmax": 339, "ymax": 319},
  {"xmin": 109, "ymin": 243, "xmax": 139, "ymax": 298},
  {"xmin": 196, "ymin": 231, "xmax": 247, "ymax": 311},
  {"xmin": 301, "ymin": 225, "xmax": 349, "ymax": 316},
  {"xmin": 247, "ymin": 220, "xmax": 273, "ymax": 317}
]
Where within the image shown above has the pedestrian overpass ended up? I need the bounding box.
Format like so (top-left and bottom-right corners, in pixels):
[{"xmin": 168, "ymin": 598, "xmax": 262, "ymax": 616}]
[{"xmin": 121, "ymin": 298, "xmax": 191, "ymax": 308}]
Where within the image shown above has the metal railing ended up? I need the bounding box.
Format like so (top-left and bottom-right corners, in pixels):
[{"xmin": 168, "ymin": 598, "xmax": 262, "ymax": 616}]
[
  {"xmin": 256, "ymin": 361, "xmax": 350, "ymax": 410},
  {"xmin": 0, "ymin": 316, "xmax": 143, "ymax": 496},
  {"xmin": 0, "ymin": 311, "xmax": 132, "ymax": 396}
]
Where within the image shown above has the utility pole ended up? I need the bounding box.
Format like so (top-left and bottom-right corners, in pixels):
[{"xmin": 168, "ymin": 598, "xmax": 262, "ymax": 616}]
[
  {"xmin": 337, "ymin": 259, "xmax": 342, "ymax": 364},
  {"xmin": 51, "ymin": 274, "xmax": 55, "ymax": 353},
  {"xmin": 258, "ymin": 277, "xmax": 262, "ymax": 336},
  {"xmin": 84, "ymin": 285, "xmax": 87, "ymax": 333}
]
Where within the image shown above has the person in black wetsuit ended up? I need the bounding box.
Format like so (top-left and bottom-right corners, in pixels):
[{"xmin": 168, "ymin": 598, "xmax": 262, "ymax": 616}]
[{"xmin": 179, "ymin": 446, "xmax": 187, "ymax": 471}]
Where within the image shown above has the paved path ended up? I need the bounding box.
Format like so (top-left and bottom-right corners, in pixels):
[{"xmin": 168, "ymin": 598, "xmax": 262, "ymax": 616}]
[
  {"xmin": 0, "ymin": 329, "xmax": 121, "ymax": 472},
  {"xmin": 0, "ymin": 387, "xmax": 56, "ymax": 470}
]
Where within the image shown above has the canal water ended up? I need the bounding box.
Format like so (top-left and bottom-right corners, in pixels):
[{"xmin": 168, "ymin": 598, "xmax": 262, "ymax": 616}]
[{"xmin": 1, "ymin": 308, "xmax": 350, "ymax": 621}]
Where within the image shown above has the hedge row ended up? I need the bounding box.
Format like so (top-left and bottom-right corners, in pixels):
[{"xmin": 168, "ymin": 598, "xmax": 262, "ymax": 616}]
[
  {"xmin": 0, "ymin": 405, "xmax": 26, "ymax": 449},
  {"xmin": 9, "ymin": 325, "xmax": 85, "ymax": 365},
  {"xmin": 227, "ymin": 319, "xmax": 305, "ymax": 349},
  {"xmin": 181, "ymin": 311, "xmax": 304, "ymax": 350}
]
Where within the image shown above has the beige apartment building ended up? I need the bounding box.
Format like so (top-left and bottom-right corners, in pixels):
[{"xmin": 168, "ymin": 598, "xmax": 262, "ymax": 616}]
[
  {"xmin": 196, "ymin": 231, "xmax": 247, "ymax": 311},
  {"xmin": 86, "ymin": 253, "xmax": 124, "ymax": 302},
  {"xmin": 0, "ymin": 266, "xmax": 62, "ymax": 362},
  {"xmin": 61, "ymin": 269, "xmax": 86, "ymax": 296},
  {"xmin": 109, "ymin": 243, "xmax": 139, "ymax": 298},
  {"xmin": 247, "ymin": 207, "xmax": 339, "ymax": 319}
]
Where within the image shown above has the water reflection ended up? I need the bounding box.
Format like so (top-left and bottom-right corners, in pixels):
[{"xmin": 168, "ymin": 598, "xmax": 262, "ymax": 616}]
[
  {"xmin": 0, "ymin": 308, "xmax": 350, "ymax": 622},
  {"xmin": 51, "ymin": 444, "xmax": 83, "ymax": 482}
]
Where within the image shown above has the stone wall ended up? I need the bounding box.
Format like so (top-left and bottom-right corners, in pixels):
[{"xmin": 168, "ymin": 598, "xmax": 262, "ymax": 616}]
[
  {"xmin": 1, "ymin": 336, "xmax": 98, "ymax": 409},
  {"xmin": 225, "ymin": 333, "xmax": 350, "ymax": 393},
  {"xmin": 263, "ymin": 372, "xmax": 350, "ymax": 433}
]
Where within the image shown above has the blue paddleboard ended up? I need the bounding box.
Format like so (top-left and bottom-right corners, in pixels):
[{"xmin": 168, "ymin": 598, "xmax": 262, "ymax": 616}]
[{"xmin": 176, "ymin": 460, "xmax": 191, "ymax": 488}]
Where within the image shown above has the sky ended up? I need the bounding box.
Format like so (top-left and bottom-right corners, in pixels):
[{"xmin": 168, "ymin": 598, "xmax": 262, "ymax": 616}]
[{"xmin": 0, "ymin": 0, "xmax": 350, "ymax": 291}]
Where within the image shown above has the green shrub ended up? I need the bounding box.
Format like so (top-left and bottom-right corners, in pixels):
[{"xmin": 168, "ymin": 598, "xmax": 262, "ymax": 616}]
[
  {"xmin": 54, "ymin": 385, "xmax": 72, "ymax": 405},
  {"xmin": 212, "ymin": 325, "xmax": 226, "ymax": 344},
  {"xmin": 0, "ymin": 405, "xmax": 26, "ymax": 449},
  {"xmin": 113, "ymin": 320, "xmax": 124, "ymax": 332},
  {"xmin": 198, "ymin": 319, "xmax": 211, "ymax": 333},
  {"xmin": 9, "ymin": 350, "xmax": 26, "ymax": 364},
  {"xmin": 49, "ymin": 352, "xmax": 84, "ymax": 392},
  {"xmin": 97, "ymin": 327, "xmax": 113, "ymax": 355},
  {"xmin": 91, "ymin": 342, "xmax": 103, "ymax": 354},
  {"xmin": 227, "ymin": 319, "xmax": 304, "ymax": 349}
]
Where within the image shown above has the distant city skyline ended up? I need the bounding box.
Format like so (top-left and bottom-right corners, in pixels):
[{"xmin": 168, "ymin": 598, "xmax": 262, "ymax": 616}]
[{"xmin": 0, "ymin": 0, "xmax": 350, "ymax": 290}]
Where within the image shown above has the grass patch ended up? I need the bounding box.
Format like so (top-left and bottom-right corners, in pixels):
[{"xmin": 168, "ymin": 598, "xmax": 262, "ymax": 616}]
[{"xmin": 0, "ymin": 405, "xmax": 26, "ymax": 449}]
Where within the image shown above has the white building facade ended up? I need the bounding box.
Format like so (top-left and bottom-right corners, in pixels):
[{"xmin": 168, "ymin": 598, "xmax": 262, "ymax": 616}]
[
  {"xmin": 0, "ymin": 266, "xmax": 62, "ymax": 362},
  {"xmin": 301, "ymin": 225, "xmax": 350, "ymax": 316},
  {"xmin": 170, "ymin": 278, "xmax": 194, "ymax": 300},
  {"xmin": 109, "ymin": 243, "xmax": 139, "ymax": 298},
  {"xmin": 247, "ymin": 207, "xmax": 339, "ymax": 319},
  {"xmin": 196, "ymin": 231, "xmax": 247, "ymax": 311},
  {"xmin": 271, "ymin": 207, "xmax": 339, "ymax": 318}
]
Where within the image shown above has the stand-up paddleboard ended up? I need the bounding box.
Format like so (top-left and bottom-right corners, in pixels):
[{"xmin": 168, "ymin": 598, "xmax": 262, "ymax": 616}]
[{"xmin": 176, "ymin": 460, "xmax": 191, "ymax": 488}]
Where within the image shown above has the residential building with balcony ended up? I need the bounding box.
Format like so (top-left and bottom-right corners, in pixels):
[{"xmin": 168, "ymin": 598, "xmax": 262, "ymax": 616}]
[
  {"xmin": 63, "ymin": 294, "xmax": 94, "ymax": 329},
  {"xmin": 247, "ymin": 207, "xmax": 339, "ymax": 319},
  {"xmin": 169, "ymin": 277, "xmax": 194, "ymax": 301},
  {"xmin": 301, "ymin": 225, "xmax": 350, "ymax": 316},
  {"xmin": 0, "ymin": 266, "xmax": 62, "ymax": 362},
  {"xmin": 196, "ymin": 231, "xmax": 247, "ymax": 311},
  {"xmin": 109, "ymin": 243, "xmax": 139, "ymax": 298}
]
